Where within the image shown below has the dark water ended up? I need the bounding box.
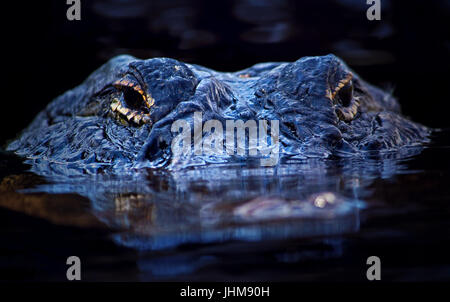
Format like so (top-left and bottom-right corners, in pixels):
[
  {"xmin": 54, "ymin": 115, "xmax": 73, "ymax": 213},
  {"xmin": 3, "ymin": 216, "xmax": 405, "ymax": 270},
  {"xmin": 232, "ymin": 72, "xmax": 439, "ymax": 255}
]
[{"xmin": 1, "ymin": 130, "xmax": 449, "ymax": 281}]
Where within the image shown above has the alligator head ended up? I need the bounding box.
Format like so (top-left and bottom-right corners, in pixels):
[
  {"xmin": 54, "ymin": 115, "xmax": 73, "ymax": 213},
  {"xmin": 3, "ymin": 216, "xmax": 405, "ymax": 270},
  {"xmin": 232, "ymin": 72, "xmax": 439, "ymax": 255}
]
[{"xmin": 7, "ymin": 54, "xmax": 429, "ymax": 171}]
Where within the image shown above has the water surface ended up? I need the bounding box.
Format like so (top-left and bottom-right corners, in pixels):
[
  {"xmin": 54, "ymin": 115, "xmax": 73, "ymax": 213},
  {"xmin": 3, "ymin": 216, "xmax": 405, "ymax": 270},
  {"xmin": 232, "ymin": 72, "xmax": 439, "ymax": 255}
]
[{"xmin": 1, "ymin": 130, "xmax": 449, "ymax": 281}]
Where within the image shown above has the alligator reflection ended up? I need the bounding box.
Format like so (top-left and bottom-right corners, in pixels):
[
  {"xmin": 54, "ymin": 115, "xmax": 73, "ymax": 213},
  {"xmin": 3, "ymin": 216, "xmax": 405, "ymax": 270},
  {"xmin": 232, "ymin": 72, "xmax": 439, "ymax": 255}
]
[{"xmin": 21, "ymin": 146, "xmax": 423, "ymax": 253}]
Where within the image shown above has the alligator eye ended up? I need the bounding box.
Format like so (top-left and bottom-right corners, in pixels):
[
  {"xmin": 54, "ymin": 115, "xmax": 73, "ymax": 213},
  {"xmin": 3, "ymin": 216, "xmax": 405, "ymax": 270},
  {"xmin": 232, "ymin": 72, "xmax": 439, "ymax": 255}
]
[
  {"xmin": 110, "ymin": 79, "xmax": 155, "ymax": 125},
  {"xmin": 333, "ymin": 79, "xmax": 360, "ymax": 122},
  {"xmin": 122, "ymin": 87, "xmax": 149, "ymax": 113},
  {"xmin": 337, "ymin": 81, "xmax": 353, "ymax": 107}
]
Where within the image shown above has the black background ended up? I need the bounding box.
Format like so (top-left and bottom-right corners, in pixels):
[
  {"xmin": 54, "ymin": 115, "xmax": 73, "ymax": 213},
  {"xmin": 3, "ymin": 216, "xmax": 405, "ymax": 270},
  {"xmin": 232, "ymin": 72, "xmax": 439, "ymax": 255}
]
[{"xmin": 2, "ymin": 0, "xmax": 450, "ymax": 145}]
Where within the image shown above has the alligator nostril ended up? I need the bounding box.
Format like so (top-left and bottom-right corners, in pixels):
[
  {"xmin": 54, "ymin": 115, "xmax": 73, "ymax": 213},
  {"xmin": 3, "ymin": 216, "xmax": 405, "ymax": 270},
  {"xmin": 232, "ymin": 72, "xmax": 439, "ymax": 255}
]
[
  {"xmin": 322, "ymin": 126, "xmax": 342, "ymax": 146},
  {"xmin": 285, "ymin": 122, "xmax": 297, "ymax": 136}
]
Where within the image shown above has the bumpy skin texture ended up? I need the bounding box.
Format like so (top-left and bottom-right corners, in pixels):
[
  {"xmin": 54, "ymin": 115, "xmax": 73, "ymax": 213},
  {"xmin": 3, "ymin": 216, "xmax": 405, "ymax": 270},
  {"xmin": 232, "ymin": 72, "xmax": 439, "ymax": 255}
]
[{"xmin": 8, "ymin": 54, "xmax": 429, "ymax": 171}]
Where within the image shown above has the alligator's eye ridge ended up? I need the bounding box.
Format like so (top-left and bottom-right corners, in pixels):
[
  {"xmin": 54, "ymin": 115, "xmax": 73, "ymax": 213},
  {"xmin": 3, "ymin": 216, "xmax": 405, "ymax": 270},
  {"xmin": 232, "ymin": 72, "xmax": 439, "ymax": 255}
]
[{"xmin": 337, "ymin": 81, "xmax": 353, "ymax": 107}]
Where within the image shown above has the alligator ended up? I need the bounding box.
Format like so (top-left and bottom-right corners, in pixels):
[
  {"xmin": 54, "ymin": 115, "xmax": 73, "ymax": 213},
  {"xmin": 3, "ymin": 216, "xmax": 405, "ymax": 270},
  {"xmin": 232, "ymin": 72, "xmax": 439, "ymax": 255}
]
[{"xmin": 7, "ymin": 54, "xmax": 429, "ymax": 172}]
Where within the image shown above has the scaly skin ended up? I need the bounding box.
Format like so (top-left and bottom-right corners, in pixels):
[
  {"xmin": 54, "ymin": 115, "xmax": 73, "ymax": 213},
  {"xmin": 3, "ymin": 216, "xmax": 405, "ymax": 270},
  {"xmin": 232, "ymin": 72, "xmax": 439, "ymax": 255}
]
[{"xmin": 7, "ymin": 54, "xmax": 429, "ymax": 172}]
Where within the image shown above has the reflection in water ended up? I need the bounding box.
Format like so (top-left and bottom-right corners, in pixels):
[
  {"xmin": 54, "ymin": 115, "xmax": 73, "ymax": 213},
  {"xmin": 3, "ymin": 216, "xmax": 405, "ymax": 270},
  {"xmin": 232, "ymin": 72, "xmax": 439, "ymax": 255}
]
[
  {"xmin": 10, "ymin": 138, "xmax": 428, "ymax": 278},
  {"xmin": 10, "ymin": 143, "xmax": 436, "ymax": 278},
  {"xmin": 21, "ymin": 147, "xmax": 424, "ymax": 252}
]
